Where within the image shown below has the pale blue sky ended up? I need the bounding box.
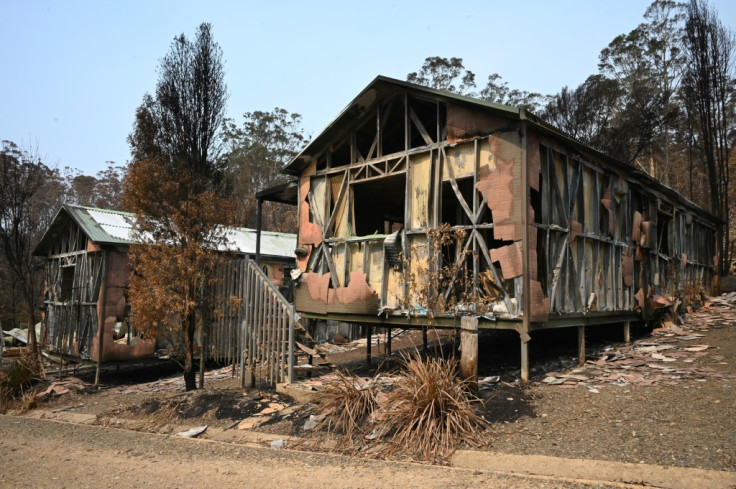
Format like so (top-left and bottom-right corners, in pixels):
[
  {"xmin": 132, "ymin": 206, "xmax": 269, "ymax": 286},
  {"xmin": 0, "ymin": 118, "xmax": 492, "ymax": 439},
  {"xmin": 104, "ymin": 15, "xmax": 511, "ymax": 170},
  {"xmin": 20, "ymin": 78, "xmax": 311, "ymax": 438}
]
[{"xmin": 1, "ymin": 1, "xmax": 734, "ymax": 175}]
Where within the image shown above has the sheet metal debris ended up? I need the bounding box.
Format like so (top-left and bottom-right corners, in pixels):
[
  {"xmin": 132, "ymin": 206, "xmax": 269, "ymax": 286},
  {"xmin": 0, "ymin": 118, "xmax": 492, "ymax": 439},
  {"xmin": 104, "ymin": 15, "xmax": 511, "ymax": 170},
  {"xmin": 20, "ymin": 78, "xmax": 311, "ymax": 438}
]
[
  {"xmin": 540, "ymin": 296, "xmax": 736, "ymax": 388},
  {"xmin": 35, "ymin": 376, "xmax": 89, "ymax": 399},
  {"xmin": 176, "ymin": 425, "xmax": 207, "ymax": 438}
]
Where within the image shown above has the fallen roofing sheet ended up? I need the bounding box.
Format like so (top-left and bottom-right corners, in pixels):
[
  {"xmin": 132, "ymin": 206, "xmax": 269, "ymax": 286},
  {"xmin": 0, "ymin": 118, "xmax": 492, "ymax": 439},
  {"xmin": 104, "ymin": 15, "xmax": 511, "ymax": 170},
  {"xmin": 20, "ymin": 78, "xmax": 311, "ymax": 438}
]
[{"xmin": 542, "ymin": 296, "xmax": 736, "ymax": 390}]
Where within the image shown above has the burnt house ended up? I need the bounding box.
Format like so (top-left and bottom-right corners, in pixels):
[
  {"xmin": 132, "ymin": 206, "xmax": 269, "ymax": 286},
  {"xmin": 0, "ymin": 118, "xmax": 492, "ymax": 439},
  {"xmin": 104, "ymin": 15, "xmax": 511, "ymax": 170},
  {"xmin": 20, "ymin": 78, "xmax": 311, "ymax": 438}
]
[
  {"xmin": 34, "ymin": 204, "xmax": 296, "ymax": 377},
  {"xmin": 269, "ymin": 76, "xmax": 718, "ymax": 380}
]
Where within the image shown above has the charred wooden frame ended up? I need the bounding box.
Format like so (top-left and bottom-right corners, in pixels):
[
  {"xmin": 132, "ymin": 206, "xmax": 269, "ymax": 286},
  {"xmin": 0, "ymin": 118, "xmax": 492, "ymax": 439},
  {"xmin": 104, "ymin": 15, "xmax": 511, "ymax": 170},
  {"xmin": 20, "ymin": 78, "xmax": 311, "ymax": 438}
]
[
  {"xmin": 35, "ymin": 205, "xmax": 296, "ymax": 385},
  {"xmin": 278, "ymin": 76, "xmax": 718, "ymax": 379}
]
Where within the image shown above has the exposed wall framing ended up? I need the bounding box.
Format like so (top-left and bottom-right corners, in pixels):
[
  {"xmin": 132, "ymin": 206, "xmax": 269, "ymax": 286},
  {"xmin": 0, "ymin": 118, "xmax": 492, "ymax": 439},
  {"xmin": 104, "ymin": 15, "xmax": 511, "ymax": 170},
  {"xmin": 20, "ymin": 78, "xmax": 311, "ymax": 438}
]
[
  {"xmin": 289, "ymin": 78, "xmax": 717, "ymax": 330},
  {"xmin": 295, "ymin": 92, "xmax": 525, "ymax": 320},
  {"xmin": 43, "ymin": 220, "xmax": 155, "ymax": 362},
  {"xmin": 40, "ymin": 207, "xmax": 296, "ymax": 371}
]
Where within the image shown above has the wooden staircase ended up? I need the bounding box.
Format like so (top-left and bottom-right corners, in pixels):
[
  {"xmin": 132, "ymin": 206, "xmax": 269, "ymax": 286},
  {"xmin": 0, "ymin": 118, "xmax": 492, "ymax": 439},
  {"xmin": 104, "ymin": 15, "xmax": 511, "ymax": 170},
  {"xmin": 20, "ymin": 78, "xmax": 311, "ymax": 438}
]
[{"xmin": 238, "ymin": 258, "xmax": 296, "ymax": 387}]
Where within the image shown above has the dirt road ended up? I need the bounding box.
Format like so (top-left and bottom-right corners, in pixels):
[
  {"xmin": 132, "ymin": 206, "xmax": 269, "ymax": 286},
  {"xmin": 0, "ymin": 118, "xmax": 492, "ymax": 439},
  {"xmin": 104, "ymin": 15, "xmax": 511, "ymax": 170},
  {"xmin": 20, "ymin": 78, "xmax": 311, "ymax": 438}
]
[{"xmin": 0, "ymin": 415, "xmax": 626, "ymax": 489}]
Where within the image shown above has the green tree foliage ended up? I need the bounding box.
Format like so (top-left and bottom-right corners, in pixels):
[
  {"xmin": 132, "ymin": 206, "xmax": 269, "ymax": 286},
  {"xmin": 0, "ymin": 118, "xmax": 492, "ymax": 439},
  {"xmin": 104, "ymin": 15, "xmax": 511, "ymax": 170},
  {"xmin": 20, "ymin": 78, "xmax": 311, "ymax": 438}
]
[
  {"xmin": 596, "ymin": 0, "xmax": 686, "ymax": 170},
  {"xmin": 406, "ymin": 57, "xmax": 547, "ymax": 112},
  {"xmin": 222, "ymin": 108, "xmax": 306, "ymax": 231},
  {"xmin": 123, "ymin": 23, "xmax": 232, "ymax": 391},
  {"xmin": 407, "ymin": 56, "xmax": 477, "ymax": 94},
  {"xmin": 62, "ymin": 163, "xmax": 126, "ymax": 211},
  {"xmin": 478, "ymin": 73, "xmax": 547, "ymax": 113},
  {"xmin": 542, "ymin": 75, "xmax": 624, "ymax": 152}
]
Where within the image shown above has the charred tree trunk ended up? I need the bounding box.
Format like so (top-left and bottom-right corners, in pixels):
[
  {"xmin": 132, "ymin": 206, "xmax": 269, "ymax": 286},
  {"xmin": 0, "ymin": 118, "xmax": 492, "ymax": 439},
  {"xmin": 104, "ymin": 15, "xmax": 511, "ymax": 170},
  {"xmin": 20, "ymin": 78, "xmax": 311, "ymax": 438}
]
[
  {"xmin": 684, "ymin": 0, "xmax": 735, "ymax": 276},
  {"xmin": 183, "ymin": 308, "xmax": 198, "ymax": 391}
]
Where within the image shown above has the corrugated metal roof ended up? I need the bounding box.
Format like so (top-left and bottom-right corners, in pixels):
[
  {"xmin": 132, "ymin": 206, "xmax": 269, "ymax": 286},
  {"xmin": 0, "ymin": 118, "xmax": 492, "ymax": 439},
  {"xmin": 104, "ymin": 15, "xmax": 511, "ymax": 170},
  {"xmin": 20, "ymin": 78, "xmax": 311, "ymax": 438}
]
[
  {"xmin": 34, "ymin": 204, "xmax": 296, "ymax": 258},
  {"xmin": 221, "ymin": 228, "xmax": 296, "ymax": 257},
  {"xmin": 71, "ymin": 206, "xmax": 137, "ymax": 245}
]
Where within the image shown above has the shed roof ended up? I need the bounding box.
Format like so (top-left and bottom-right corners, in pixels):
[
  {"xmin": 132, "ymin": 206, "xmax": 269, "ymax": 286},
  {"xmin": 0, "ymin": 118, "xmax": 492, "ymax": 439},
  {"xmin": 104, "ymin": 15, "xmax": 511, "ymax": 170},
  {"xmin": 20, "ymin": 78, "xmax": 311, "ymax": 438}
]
[{"xmin": 34, "ymin": 204, "xmax": 296, "ymax": 259}]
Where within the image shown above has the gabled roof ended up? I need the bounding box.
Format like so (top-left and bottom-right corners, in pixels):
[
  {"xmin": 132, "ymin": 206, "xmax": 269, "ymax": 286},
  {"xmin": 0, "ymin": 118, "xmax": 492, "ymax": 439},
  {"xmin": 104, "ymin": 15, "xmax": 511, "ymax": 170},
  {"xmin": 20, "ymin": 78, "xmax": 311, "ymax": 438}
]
[
  {"xmin": 282, "ymin": 75, "xmax": 522, "ymax": 176},
  {"xmin": 34, "ymin": 204, "xmax": 296, "ymax": 259},
  {"xmin": 283, "ymin": 75, "xmax": 719, "ymax": 225},
  {"xmin": 35, "ymin": 205, "xmax": 136, "ymax": 254}
]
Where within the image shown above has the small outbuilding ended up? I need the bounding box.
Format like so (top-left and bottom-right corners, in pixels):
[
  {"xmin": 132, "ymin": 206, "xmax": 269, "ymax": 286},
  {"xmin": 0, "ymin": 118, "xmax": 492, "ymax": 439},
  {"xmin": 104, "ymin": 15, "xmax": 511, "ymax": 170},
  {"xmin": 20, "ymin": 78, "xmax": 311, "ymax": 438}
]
[
  {"xmin": 272, "ymin": 76, "xmax": 718, "ymax": 380},
  {"xmin": 34, "ymin": 204, "xmax": 296, "ymax": 371}
]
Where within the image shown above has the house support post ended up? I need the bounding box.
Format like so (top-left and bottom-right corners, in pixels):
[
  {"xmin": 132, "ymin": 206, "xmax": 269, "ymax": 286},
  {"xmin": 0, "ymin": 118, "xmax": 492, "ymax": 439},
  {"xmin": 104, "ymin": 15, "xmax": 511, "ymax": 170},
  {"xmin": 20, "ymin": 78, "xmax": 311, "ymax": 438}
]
[
  {"xmin": 520, "ymin": 120, "xmax": 531, "ymax": 384},
  {"xmin": 366, "ymin": 325, "xmax": 372, "ymax": 367},
  {"xmin": 520, "ymin": 340, "xmax": 529, "ymax": 383},
  {"xmin": 623, "ymin": 321, "xmax": 631, "ymax": 344},
  {"xmin": 386, "ymin": 326, "xmax": 392, "ymax": 364},
  {"xmin": 460, "ymin": 316, "xmax": 478, "ymax": 394},
  {"xmin": 578, "ymin": 326, "xmax": 586, "ymax": 365},
  {"xmin": 422, "ymin": 327, "xmax": 428, "ymax": 355},
  {"xmin": 255, "ymin": 198, "xmax": 263, "ymax": 265}
]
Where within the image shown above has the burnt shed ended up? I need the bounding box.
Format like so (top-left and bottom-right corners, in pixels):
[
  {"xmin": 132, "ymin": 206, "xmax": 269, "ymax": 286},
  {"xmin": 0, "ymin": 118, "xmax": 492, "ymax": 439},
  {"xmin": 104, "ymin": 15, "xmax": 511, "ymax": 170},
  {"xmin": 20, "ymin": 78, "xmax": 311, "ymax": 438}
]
[
  {"xmin": 278, "ymin": 76, "xmax": 718, "ymax": 380},
  {"xmin": 34, "ymin": 204, "xmax": 296, "ymax": 376}
]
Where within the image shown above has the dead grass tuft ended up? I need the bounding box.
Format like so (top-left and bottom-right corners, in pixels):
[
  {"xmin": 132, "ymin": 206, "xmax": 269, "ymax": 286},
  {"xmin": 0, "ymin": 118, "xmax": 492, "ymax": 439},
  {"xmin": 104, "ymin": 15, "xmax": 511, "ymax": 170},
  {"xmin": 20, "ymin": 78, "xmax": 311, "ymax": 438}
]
[
  {"xmin": 379, "ymin": 351, "xmax": 489, "ymax": 461},
  {"xmin": 0, "ymin": 349, "xmax": 43, "ymax": 413},
  {"xmin": 314, "ymin": 351, "xmax": 490, "ymax": 462},
  {"xmin": 17, "ymin": 390, "xmax": 39, "ymax": 414},
  {"xmin": 315, "ymin": 369, "xmax": 378, "ymax": 444}
]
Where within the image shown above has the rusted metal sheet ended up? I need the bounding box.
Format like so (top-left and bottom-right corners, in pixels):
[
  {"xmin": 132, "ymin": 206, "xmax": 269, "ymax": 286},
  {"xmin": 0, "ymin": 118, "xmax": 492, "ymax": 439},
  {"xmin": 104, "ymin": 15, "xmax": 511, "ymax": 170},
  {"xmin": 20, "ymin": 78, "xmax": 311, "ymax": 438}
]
[
  {"xmin": 490, "ymin": 243, "xmax": 523, "ymax": 279},
  {"xmin": 297, "ymin": 161, "xmax": 322, "ymax": 271},
  {"xmin": 446, "ymin": 103, "xmax": 510, "ymax": 144},
  {"xmin": 476, "ymin": 133, "xmax": 524, "ymax": 241}
]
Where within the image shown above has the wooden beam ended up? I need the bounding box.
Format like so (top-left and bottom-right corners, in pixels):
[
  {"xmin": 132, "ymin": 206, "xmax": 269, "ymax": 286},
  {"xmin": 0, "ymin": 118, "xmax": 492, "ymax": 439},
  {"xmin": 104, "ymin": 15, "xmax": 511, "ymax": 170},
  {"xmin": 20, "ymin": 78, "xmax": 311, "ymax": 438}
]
[
  {"xmin": 409, "ymin": 107, "xmax": 434, "ymax": 146},
  {"xmin": 460, "ymin": 316, "xmax": 478, "ymax": 393},
  {"xmin": 475, "ymin": 231, "xmax": 514, "ymax": 314},
  {"xmin": 94, "ymin": 250, "xmax": 110, "ymax": 388},
  {"xmin": 548, "ymin": 234, "xmax": 569, "ymax": 307},
  {"xmin": 521, "ymin": 121, "xmax": 531, "ymax": 382},
  {"xmin": 578, "ymin": 325, "xmax": 586, "ymax": 365},
  {"xmin": 520, "ymin": 340, "xmax": 529, "ymax": 383},
  {"xmin": 441, "ymin": 147, "xmax": 474, "ymax": 222},
  {"xmin": 320, "ymin": 242, "xmax": 340, "ymax": 287},
  {"xmin": 324, "ymin": 172, "xmax": 348, "ymax": 234},
  {"xmin": 442, "ymin": 229, "xmax": 475, "ymax": 302}
]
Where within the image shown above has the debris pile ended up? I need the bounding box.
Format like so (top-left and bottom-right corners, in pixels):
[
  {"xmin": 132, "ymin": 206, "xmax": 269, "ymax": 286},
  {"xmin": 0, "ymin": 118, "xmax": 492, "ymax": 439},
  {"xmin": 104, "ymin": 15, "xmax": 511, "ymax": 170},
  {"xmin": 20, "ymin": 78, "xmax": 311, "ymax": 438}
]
[
  {"xmin": 313, "ymin": 328, "xmax": 408, "ymax": 355},
  {"xmin": 541, "ymin": 296, "xmax": 736, "ymax": 390},
  {"xmin": 35, "ymin": 376, "xmax": 89, "ymax": 399},
  {"xmin": 116, "ymin": 365, "xmax": 237, "ymax": 394}
]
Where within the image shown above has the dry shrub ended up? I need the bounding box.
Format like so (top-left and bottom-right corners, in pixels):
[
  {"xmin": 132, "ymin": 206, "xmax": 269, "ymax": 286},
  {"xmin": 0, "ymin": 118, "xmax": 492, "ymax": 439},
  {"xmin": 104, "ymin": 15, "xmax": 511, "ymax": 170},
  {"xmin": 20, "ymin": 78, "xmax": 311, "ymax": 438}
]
[
  {"xmin": 316, "ymin": 370, "xmax": 378, "ymax": 444},
  {"xmin": 315, "ymin": 352, "xmax": 489, "ymax": 461},
  {"xmin": 17, "ymin": 390, "xmax": 39, "ymax": 414},
  {"xmin": 402, "ymin": 223, "xmax": 502, "ymax": 318},
  {"xmin": 124, "ymin": 397, "xmax": 188, "ymax": 430},
  {"xmin": 380, "ymin": 351, "xmax": 489, "ymax": 461},
  {"xmin": 0, "ymin": 349, "xmax": 42, "ymax": 413}
]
